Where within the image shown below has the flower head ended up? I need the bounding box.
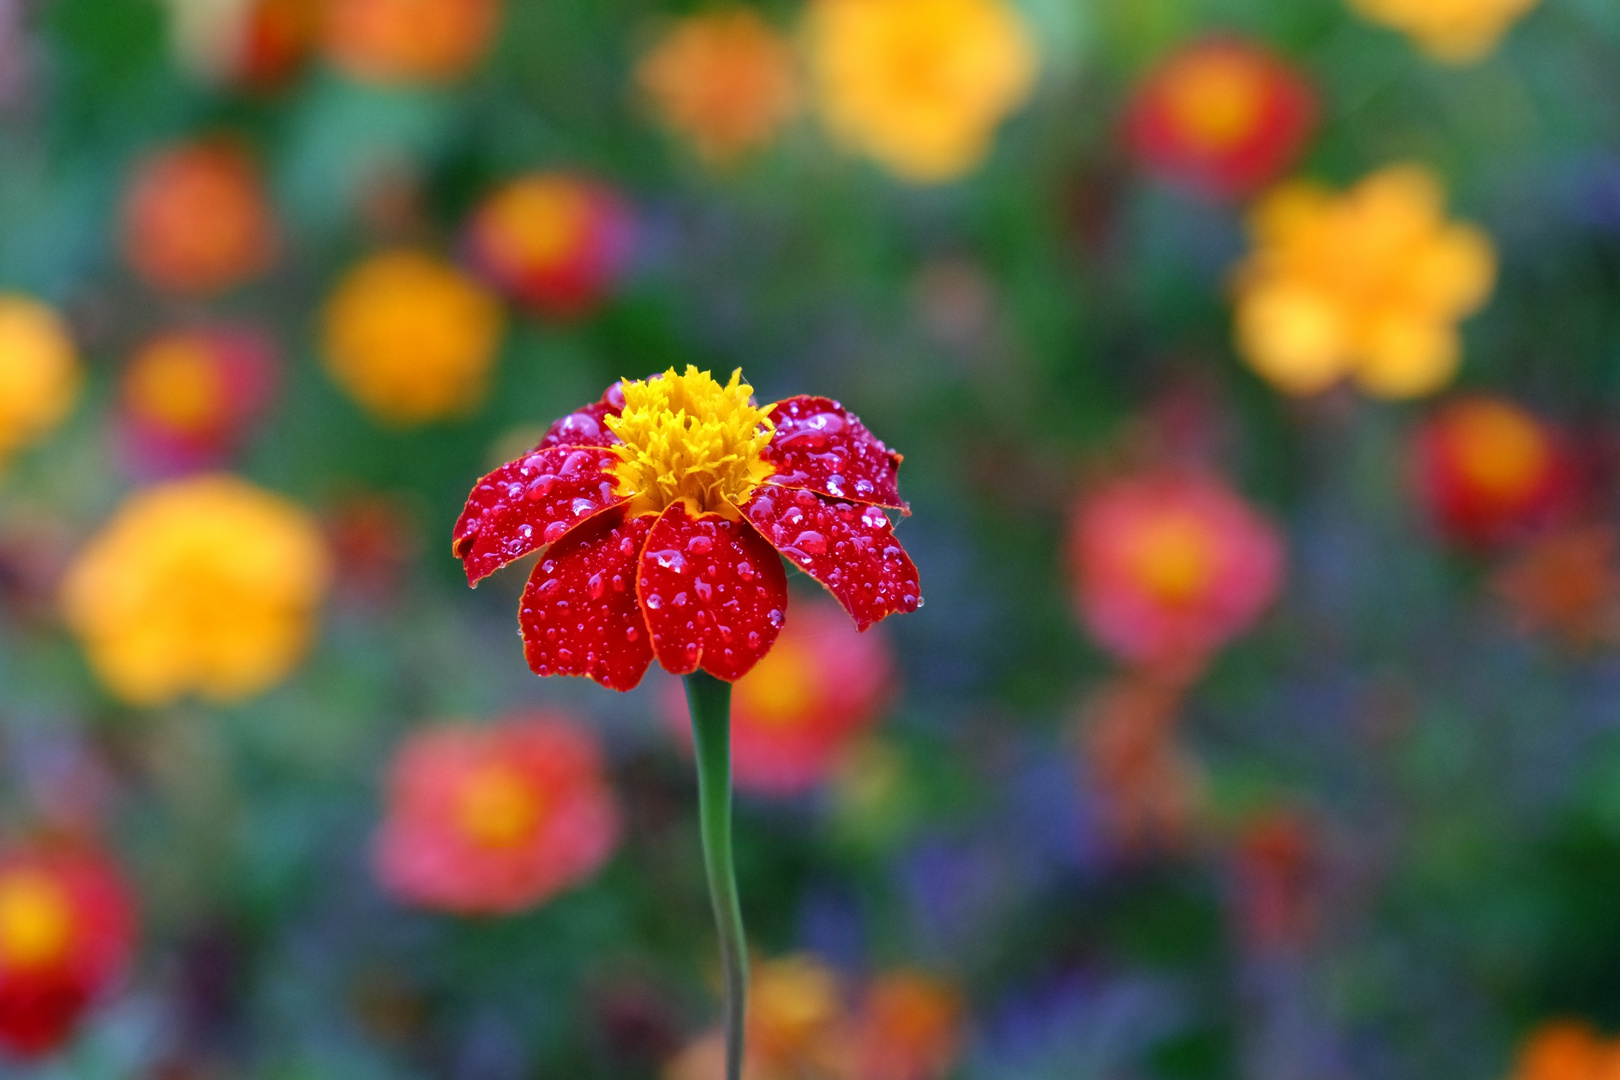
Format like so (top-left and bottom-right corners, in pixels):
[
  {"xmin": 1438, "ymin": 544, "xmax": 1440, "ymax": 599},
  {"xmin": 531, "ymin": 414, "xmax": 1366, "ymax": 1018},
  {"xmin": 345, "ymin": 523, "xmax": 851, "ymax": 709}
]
[
  {"xmin": 1232, "ymin": 164, "xmax": 1496, "ymax": 399},
  {"xmin": 636, "ymin": 9, "xmax": 801, "ymax": 165},
  {"xmin": 1508, "ymin": 1021, "xmax": 1620, "ymax": 1080},
  {"xmin": 60, "ymin": 475, "xmax": 331, "ymax": 706},
  {"xmin": 372, "ymin": 713, "xmax": 621, "ymax": 914},
  {"xmin": 1068, "ymin": 471, "xmax": 1283, "ymax": 672},
  {"xmin": 121, "ymin": 142, "xmax": 276, "ymax": 296},
  {"xmin": 164, "ymin": 0, "xmax": 318, "ymax": 89},
  {"xmin": 1230, "ymin": 808, "xmax": 1320, "ymax": 953},
  {"xmin": 322, "ymin": 249, "xmax": 504, "ymax": 425},
  {"xmin": 118, "ymin": 326, "xmax": 278, "ymax": 474},
  {"xmin": 452, "ymin": 367, "xmax": 920, "ymax": 690},
  {"xmin": 0, "ymin": 845, "xmax": 136, "ymax": 1059},
  {"xmin": 661, "ymin": 601, "xmax": 896, "ymax": 795},
  {"xmin": 805, "ymin": 0, "xmax": 1038, "ymax": 183},
  {"xmin": 1349, "ymin": 0, "xmax": 1542, "ymax": 64},
  {"xmin": 1126, "ymin": 37, "xmax": 1316, "ymax": 201},
  {"xmin": 851, "ymin": 972, "xmax": 963, "ymax": 1080},
  {"xmin": 321, "ymin": 0, "xmax": 500, "ymax": 84},
  {"xmin": 1412, "ymin": 396, "xmax": 1573, "ymax": 547},
  {"xmin": 0, "ymin": 296, "xmax": 78, "ymax": 470},
  {"xmin": 463, "ymin": 172, "xmax": 635, "ymax": 319},
  {"xmin": 1492, "ymin": 525, "xmax": 1620, "ymax": 650}
]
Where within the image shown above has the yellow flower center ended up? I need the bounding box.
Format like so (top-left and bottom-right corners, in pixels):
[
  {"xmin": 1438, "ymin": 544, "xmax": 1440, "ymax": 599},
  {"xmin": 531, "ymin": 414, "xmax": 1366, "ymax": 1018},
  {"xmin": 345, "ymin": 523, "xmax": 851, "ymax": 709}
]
[
  {"xmin": 1163, "ymin": 52, "xmax": 1266, "ymax": 151},
  {"xmin": 1449, "ymin": 402, "xmax": 1548, "ymax": 501},
  {"xmin": 606, "ymin": 366, "xmax": 775, "ymax": 516},
  {"xmin": 483, "ymin": 178, "xmax": 592, "ymax": 269},
  {"xmin": 735, "ymin": 636, "xmax": 816, "ymax": 728},
  {"xmin": 126, "ymin": 338, "xmax": 227, "ymax": 432},
  {"xmin": 0, "ymin": 871, "xmax": 75, "ymax": 971},
  {"xmin": 455, "ymin": 763, "xmax": 547, "ymax": 849},
  {"xmin": 1130, "ymin": 512, "xmax": 1217, "ymax": 604}
]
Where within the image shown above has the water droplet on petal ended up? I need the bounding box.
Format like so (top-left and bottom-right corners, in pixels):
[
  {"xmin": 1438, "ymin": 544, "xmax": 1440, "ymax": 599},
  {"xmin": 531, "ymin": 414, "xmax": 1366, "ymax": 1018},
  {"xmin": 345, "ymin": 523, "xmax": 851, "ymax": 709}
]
[{"xmin": 543, "ymin": 520, "xmax": 571, "ymax": 543}]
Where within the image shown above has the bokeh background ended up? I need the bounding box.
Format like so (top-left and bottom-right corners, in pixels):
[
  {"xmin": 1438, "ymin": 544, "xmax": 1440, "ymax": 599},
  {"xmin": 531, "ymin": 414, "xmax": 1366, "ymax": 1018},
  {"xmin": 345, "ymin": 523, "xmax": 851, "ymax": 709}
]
[{"xmin": 3, "ymin": 0, "xmax": 1620, "ymax": 1076}]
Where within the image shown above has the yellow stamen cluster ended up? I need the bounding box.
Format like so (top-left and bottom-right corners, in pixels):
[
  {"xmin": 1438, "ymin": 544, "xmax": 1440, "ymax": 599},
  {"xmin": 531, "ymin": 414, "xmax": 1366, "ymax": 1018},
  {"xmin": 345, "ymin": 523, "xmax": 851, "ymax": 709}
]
[
  {"xmin": 0, "ymin": 871, "xmax": 75, "ymax": 971},
  {"xmin": 606, "ymin": 366, "xmax": 775, "ymax": 516}
]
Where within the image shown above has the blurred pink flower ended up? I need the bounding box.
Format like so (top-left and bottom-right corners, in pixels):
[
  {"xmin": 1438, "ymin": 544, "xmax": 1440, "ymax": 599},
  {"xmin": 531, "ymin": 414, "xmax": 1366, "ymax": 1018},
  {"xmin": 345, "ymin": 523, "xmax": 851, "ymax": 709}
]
[{"xmin": 118, "ymin": 326, "xmax": 278, "ymax": 474}]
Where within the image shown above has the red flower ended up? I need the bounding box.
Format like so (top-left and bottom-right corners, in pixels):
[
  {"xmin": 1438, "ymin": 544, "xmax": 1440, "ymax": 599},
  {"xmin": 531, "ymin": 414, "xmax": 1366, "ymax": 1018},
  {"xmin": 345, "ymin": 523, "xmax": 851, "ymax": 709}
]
[
  {"xmin": 452, "ymin": 367, "xmax": 921, "ymax": 691},
  {"xmin": 0, "ymin": 845, "xmax": 137, "ymax": 1059},
  {"xmin": 1125, "ymin": 37, "xmax": 1316, "ymax": 201},
  {"xmin": 463, "ymin": 172, "xmax": 636, "ymax": 319},
  {"xmin": 1231, "ymin": 808, "xmax": 1320, "ymax": 954},
  {"xmin": 120, "ymin": 142, "xmax": 277, "ymax": 296},
  {"xmin": 660, "ymin": 601, "xmax": 896, "ymax": 795},
  {"xmin": 1413, "ymin": 396, "xmax": 1575, "ymax": 548},
  {"xmin": 118, "ymin": 326, "xmax": 278, "ymax": 474},
  {"xmin": 1068, "ymin": 471, "xmax": 1283, "ymax": 672},
  {"xmin": 372, "ymin": 713, "xmax": 621, "ymax": 915}
]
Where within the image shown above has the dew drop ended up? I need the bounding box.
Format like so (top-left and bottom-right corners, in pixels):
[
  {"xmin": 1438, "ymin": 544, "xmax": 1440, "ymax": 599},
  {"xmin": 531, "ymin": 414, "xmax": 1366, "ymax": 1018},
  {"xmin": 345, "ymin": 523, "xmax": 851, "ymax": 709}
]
[
  {"xmin": 587, "ymin": 572, "xmax": 605, "ymax": 600},
  {"xmin": 543, "ymin": 521, "xmax": 571, "ymax": 543},
  {"xmin": 767, "ymin": 609, "xmax": 784, "ymax": 628},
  {"xmin": 646, "ymin": 594, "xmax": 663, "ymax": 610},
  {"xmin": 793, "ymin": 530, "xmax": 827, "ymax": 555},
  {"xmin": 687, "ymin": 535, "xmax": 714, "ymax": 555}
]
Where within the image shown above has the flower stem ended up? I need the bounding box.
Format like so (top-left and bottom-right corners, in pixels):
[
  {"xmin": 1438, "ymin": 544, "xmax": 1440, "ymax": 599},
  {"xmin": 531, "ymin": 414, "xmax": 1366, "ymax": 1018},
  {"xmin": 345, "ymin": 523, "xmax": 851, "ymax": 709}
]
[{"xmin": 684, "ymin": 670, "xmax": 748, "ymax": 1080}]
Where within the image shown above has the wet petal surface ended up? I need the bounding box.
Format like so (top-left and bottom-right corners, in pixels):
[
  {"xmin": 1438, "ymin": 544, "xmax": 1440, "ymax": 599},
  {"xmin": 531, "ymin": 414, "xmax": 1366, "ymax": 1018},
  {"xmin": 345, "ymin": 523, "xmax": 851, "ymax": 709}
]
[
  {"xmin": 761, "ymin": 396, "xmax": 908, "ymax": 512},
  {"xmin": 741, "ymin": 486, "xmax": 922, "ymax": 631},
  {"xmin": 520, "ymin": 507, "xmax": 655, "ymax": 691},
  {"xmin": 637, "ymin": 504, "xmax": 788, "ymax": 681},
  {"xmin": 452, "ymin": 445, "xmax": 625, "ymax": 585},
  {"xmin": 536, "ymin": 400, "xmax": 621, "ymax": 451}
]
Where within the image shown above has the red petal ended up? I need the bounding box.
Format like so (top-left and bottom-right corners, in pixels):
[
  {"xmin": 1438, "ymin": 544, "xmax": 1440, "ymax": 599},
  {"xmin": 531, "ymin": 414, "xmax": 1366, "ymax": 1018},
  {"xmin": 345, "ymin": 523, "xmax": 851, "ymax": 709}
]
[
  {"xmin": 761, "ymin": 396, "xmax": 909, "ymax": 513},
  {"xmin": 740, "ymin": 486, "xmax": 921, "ymax": 631},
  {"xmin": 520, "ymin": 507, "xmax": 655, "ymax": 691},
  {"xmin": 536, "ymin": 400, "xmax": 621, "ymax": 450},
  {"xmin": 452, "ymin": 445, "xmax": 626, "ymax": 585},
  {"xmin": 636, "ymin": 504, "xmax": 788, "ymax": 681}
]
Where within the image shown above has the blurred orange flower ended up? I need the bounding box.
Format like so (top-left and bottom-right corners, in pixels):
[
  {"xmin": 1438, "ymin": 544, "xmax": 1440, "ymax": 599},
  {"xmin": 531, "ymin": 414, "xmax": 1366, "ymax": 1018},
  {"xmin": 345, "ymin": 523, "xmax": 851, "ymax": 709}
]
[
  {"xmin": 321, "ymin": 249, "xmax": 504, "ymax": 425},
  {"xmin": 637, "ymin": 9, "xmax": 800, "ymax": 165},
  {"xmin": 119, "ymin": 326, "xmax": 278, "ymax": 473},
  {"xmin": 60, "ymin": 475, "xmax": 331, "ymax": 706},
  {"xmin": 1126, "ymin": 37, "xmax": 1316, "ymax": 201},
  {"xmin": 1068, "ymin": 471, "xmax": 1284, "ymax": 673},
  {"xmin": 165, "ymin": 0, "xmax": 318, "ymax": 89},
  {"xmin": 322, "ymin": 0, "xmax": 500, "ymax": 84},
  {"xmin": 661, "ymin": 602, "xmax": 895, "ymax": 796},
  {"xmin": 1233, "ymin": 164, "xmax": 1496, "ymax": 399},
  {"xmin": 372, "ymin": 713, "xmax": 621, "ymax": 914},
  {"xmin": 1349, "ymin": 0, "xmax": 1542, "ymax": 64},
  {"xmin": 850, "ymin": 972, "xmax": 963, "ymax": 1080},
  {"xmin": 1493, "ymin": 525, "xmax": 1620, "ymax": 650},
  {"xmin": 1508, "ymin": 1021, "xmax": 1620, "ymax": 1080},
  {"xmin": 1077, "ymin": 675, "xmax": 1204, "ymax": 854},
  {"xmin": 0, "ymin": 295, "xmax": 78, "ymax": 470},
  {"xmin": 121, "ymin": 142, "xmax": 276, "ymax": 296},
  {"xmin": 1412, "ymin": 396, "xmax": 1574, "ymax": 547},
  {"xmin": 0, "ymin": 845, "xmax": 137, "ymax": 1058},
  {"xmin": 805, "ymin": 0, "xmax": 1037, "ymax": 183},
  {"xmin": 463, "ymin": 172, "xmax": 635, "ymax": 318}
]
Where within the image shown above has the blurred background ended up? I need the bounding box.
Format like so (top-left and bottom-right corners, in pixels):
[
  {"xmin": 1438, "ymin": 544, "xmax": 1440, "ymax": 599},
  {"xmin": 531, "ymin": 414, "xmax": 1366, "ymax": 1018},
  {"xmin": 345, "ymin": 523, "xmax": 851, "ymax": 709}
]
[{"xmin": 2, "ymin": 0, "xmax": 1620, "ymax": 1076}]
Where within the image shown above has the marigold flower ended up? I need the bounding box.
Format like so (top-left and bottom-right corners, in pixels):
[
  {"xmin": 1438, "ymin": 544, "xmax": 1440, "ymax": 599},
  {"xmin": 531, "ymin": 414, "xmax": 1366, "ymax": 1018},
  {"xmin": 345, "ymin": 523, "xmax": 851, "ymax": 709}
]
[
  {"xmin": 1125, "ymin": 37, "xmax": 1316, "ymax": 201},
  {"xmin": 637, "ymin": 9, "xmax": 800, "ymax": 165},
  {"xmin": 0, "ymin": 845, "xmax": 137, "ymax": 1059},
  {"xmin": 1412, "ymin": 396, "xmax": 1573, "ymax": 548},
  {"xmin": 805, "ymin": 0, "xmax": 1038, "ymax": 183},
  {"xmin": 453, "ymin": 367, "xmax": 921, "ymax": 691},
  {"xmin": 321, "ymin": 0, "xmax": 500, "ymax": 83},
  {"xmin": 664, "ymin": 954, "xmax": 848, "ymax": 1080},
  {"xmin": 850, "ymin": 972, "xmax": 963, "ymax": 1080},
  {"xmin": 121, "ymin": 142, "xmax": 276, "ymax": 296},
  {"xmin": 1232, "ymin": 164, "xmax": 1496, "ymax": 399},
  {"xmin": 660, "ymin": 601, "xmax": 895, "ymax": 795},
  {"xmin": 321, "ymin": 249, "xmax": 504, "ymax": 425},
  {"xmin": 118, "ymin": 326, "xmax": 278, "ymax": 474},
  {"xmin": 1507, "ymin": 1021, "xmax": 1620, "ymax": 1080},
  {"xmin": 1069, "ymin": 472, "xmax": 1283, "ymax": 671},
  {"xmin": 1348, "ymin": 0, "xmax": 1541, "ymax": 64},
  {"xmin": 372, "ymin": 713, "xmax": 621, "ymax": 915},
  {"xmin": 463, "ymin": 173, "xmax": 635, "ymax": 319},
  {"xmin": 60, "ymin": 475, "xmax": 331, "ymax": 707},
  {"xmin": 0, "ymin": 296, "xmax": 78, "ymax": 470}
]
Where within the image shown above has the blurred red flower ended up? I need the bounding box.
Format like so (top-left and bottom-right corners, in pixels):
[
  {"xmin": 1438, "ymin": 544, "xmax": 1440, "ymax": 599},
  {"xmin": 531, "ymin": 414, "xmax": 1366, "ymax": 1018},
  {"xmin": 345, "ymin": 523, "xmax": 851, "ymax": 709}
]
[
  {"xmin": 1231, "ymin": 808, "xmax": 1320, "ymax": 954},
  {"xmin": 1076, "ymin": 675, "xmax": 1203, "ymax": 854},
  {"xmin": 850, "ymin": 972, "xmax": 963, "ymax": 1080},
  {"xmin": 121, "ymin": 142, "xmax": 276, "ymax": 296},
  {"xmin": 322, "ymin": 0, "xmax": 500, "ymax": 84},
  {"xmin": 1413, "ymin": 396, "xmax": 1576, "ymax": 548},
  {"xmin": 661, "ymin": 601, "xmax": 895, "ymax": 795},
  {"xmin": 1126, "ymin": 37, "xmax": 1315, "ymax": 201},
  {"xmin": 453, "ymin": 367, "xmax": 920, "ymax": 690},
  {"xmin": 237, "ymin": 0, "xmax": 320, "ymax": 89},
  {"xmin": 1068, "ymin": 471, "xmax": 1284, "ymax": 673},
  {"xmin": 118, "ymin": 326, "xmax": 278, "ymax": 474},
  {"xmin": 0, "ymin": 845, "xmax": 136, "ymax": 1059},
  {"xmin": 1492, "ymin": 525, "xmax": 1620, "ymax": 649},
  {"xmin": 372, "ymin": 713, "xmax": 621, "ymax": 915},
  {"xmin": 463, "ymin": 172, "xmax": 636, "ymax": 319}
]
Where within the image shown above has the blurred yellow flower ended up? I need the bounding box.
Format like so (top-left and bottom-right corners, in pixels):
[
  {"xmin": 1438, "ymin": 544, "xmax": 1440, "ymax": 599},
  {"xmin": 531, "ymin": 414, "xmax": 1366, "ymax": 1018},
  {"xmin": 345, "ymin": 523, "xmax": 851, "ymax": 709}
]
[
  {"xmin": 637, "ymin": 9, "xmax": 800, "ymax": 165},
  {"xmin": 1348, "ymin": 0, "xmax": 1541, "ymax": 64},
  {"xmin": 1232, "ymin": 164, "xmax": 1495, "ymax": 400},
  {"xmin": 61, "ymin": 475, "xmax": 331, "ymax": 707},
  {"xmin": 321, "ymin": 250, "xmax": 504, "ymax": 425},
  {"xmin": 805, "ymin": 0, "xmax": 1038, "ymax": 183},
  {"xmin": 0, "ymin": 295, "xmax": 79, "ymax": 469}
]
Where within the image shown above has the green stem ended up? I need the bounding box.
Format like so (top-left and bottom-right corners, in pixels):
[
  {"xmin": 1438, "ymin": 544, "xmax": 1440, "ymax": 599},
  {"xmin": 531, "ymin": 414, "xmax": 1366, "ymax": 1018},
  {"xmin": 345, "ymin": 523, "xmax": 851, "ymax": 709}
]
[{"xmin": 684, "ymin": 670, "xmax": 748, "ymax": 1080}]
